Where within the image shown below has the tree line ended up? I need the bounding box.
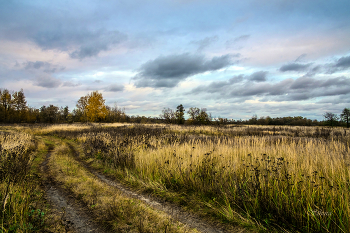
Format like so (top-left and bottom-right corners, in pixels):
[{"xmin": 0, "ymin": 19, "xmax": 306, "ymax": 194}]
[
  {"xmin": 0, "ymin": 88, "xmax": 349, "ymax": 127},
  {"xmin": 0, "ymin": 89, "xmax": 127, "ymax": 124}
]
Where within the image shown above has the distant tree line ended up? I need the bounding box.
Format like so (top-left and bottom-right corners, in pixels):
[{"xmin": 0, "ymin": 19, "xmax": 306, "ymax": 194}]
[
  {"xmin": 0, "ymin": 89, "xmax": 127, "ymax": 124},
  {"xmin": 159, "ymin": 105, "xmax": 211, "ymax": 125},
  {"xmin": 0, "ymin": 88, "xmax": 349, "ymax": 127}
]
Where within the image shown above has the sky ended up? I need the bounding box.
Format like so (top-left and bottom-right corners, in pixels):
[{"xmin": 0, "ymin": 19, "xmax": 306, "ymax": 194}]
[{"xmin": 1, "ymin": 0, "xmax": 350, "ymax": 120}]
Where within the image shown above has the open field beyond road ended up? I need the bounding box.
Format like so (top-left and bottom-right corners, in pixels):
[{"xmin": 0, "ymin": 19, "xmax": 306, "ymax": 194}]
[{"xmin": 0, "ymin": 123, "xmax": 349, "ymax": 232}]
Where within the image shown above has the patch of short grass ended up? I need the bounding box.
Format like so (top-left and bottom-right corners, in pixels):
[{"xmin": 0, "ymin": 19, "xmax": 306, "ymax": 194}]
[{"xmin": 48, "ymin": 139, "xmax": 198, "ymax": 233}]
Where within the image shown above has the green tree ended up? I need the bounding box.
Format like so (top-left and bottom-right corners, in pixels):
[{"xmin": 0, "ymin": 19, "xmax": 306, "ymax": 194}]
[
  {"xmin": 63, "ymin": 106, "xmax": 69, "ymax": 122},
  {"xmin": 187, "ymin": 107, "xmax": 200, "ymax": 123},
  {"xmin": 340, "ymin": 108, "xmax": 350, "ymax": 128},
  {"xmin": 76, "ymin": 95, "xmax": 89, "ymax": 122},
  {"xmin": 85, "ymin": 91, "xmax": 108, "ymax": 122},
  {"xmin": 176, "ymin": 104, "xmax": 185, "ymax": 124},
  {"xmin": 40, "ymin": 105, "xmax": 59, "ymax": 123},
  {"xmin": 187, "ymin": 107, "xmax": 211, "ymax": 124},
  {"xmin": 12, "ymin": 89, "xmax": 27, "ymax": 122},
  {"xmin": 0, "ymin": 89, "xmax": 13, "ymax": 122},
  {"xmin": 107, "ymin": 103, "xmax": 126, "ymax": 122},
  {"xmin": 197, "ymin": 108, "xmax": 211, "ymax": 124},
  {"xmin": 160, "ymin": 107, "xmax": 176, "ymax": 124}
]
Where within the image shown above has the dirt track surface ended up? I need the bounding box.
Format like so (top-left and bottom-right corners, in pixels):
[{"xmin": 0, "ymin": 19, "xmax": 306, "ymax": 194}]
[
  {"xmin": 68, "ymin": 143, "xmax": 248, "ymax": 233},
  {"xmin": 41, "ymin": 152, "xmax": 108, "ymax": 233}
]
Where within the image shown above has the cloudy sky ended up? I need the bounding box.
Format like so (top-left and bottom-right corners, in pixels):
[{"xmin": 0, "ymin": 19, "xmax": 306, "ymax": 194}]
[{"xmin": 1, "ymin": 0, "xmax": 350, "ymax": 120}]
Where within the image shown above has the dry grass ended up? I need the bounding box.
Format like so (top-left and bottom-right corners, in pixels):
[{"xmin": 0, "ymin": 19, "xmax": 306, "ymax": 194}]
[
  {"xmin": 4, "ymin": 123, "xmax": 349, "ymax": 232},
  {"xmin": 61, "ymin": 124, "xmax": 350, "ymax": 232},
  {"xmin": 48, "ymin": 138, "xmax": 198, "ymax": 232},
  {"xmin": 0, "ymin": 131, "xmax": 51, "ymax": 232}
]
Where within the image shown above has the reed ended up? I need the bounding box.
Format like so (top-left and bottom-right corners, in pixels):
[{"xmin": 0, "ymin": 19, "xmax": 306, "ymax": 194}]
[
  {"xmin": 63, "ymin": 124, "xmax": 350, "ymax": 232},
  {"xmin": 0, "ymin": 131, "xmax": 49, "ymax": 232}
]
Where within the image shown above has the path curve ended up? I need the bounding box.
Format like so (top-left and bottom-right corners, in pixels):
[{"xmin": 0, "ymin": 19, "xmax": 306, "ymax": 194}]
[
  {"xmin": 68, "ymin": 143, "xmax": 248, "ymax": 233},
  {"xmin": 41, "ymin": 151, "xmax": 108, "ymax": 233}
]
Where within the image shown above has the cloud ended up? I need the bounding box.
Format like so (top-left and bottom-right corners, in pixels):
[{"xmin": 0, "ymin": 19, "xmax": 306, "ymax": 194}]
[
  {"xmin": 68, "ymin": 30, "xmax": 128, "ymax": 59},
  {"xmin": 234, "ymin": 34, "xmax": 250, "ymax": 42},
  {"xmin": 189, "ymin": 75, "xmax": 350, "ymax": 101},
  {"xmin": 191, "ymin": 36, "xmax": 218, "ymax": 51},
  {"xmin": 226, "ymin": 34, "xmax": 250, "ymax": 48},
  {"xmin": 62, "ymin": 81, "xmax": 81, "ymax": 87},
  {"xmin": 34, "ymin": 74, "xmax": 61, "ymax": 88},
  {"xmin": 30, "ymin": 27, "xmax": 128, "ymax": 60},
  {"xmin": 249, "ymin": 71, "xmax": 268, "ymax": 82},
  {"xmin": 105, "ymin": 84, "xmax": 124, "ymax": 92},
  {"xmin": 334, "ymin": 55, "xmax": 350, "ymax": 68},
  {"xmin": 279, "ymin": 63, "xmax": 312, "ymax": 72},
  {"xmin": 191, "ymin": 71, "xmax": 266, "ymax": 94},
  {"xmin": 24, "ymin": 61, "xmax": 65, "ymax": 73},
  {"xmin": 133, "ymin": 53, "xmax": 236, "ymax": 88},
  {"xmin": 323, "ymin": 55, "xmax": 350, "ymax": 74},
  {"xmin": 191, "ymin": 76, "xmax": 242, "ymax": 94},
  {"xmin": 295, "ymin": 53, "xmax": 307, "ymax": 62}
]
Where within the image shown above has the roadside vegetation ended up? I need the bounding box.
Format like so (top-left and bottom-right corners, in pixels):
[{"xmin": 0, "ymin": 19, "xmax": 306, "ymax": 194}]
[
  {"xmin": 1, "ymin": 123, "xmax": 349, "ymax": 232},
  {"xmin": 32, "ymin": 123, "xmax": 349, "ymax": 232},
  {"xmin": 0, "ymin": 131, "xmax": 54, "ymax": 232},
  {"xmin": 45, "ymin": 137, "xmax": 197, "ymax": 232}
]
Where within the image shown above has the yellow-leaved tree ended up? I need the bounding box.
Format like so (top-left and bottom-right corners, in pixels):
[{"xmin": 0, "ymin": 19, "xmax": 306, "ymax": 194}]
[{"xmin": 84, "ymin": 91, "xmax": 108, "ymax": 122}]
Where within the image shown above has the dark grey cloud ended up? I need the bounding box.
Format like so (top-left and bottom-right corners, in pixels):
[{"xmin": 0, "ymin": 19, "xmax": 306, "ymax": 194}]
[
  {"xmin": 234, "ymin": 35, "xmax": 250, "ymax": 42},
  {"xmin": 295, "ymin": 54, "xmax": 307, "ymax": 62},
  {"xmin": 191, "ymin": 71, "xmax": 266, "ymax": 94},
  {"xmin": 68, "ymin": 30, "xmax": 127, "ymax": 59},
  {"xmin": 191, "ymin": 36, "xmax": 218, "ymax": 51},
  {"xmin": 279, "ymin": 63, "xmax": 312, "ymax": 72},
  {"xmin": 105, "ymin": 84, "xmax": 124, "ymax": 92},
  {"xmin": 335, "ymin": 56, "xmax": 350, "ymax": 68},
  {"xmin": 62, "ymin": 81, "xmax": 81, "ymax": 87},
  {"xmin": 70, "ymin": 30, "xmax": 127, "ymax": 60},
  {"xmin": 191, "ymin": 75, "xmax": 243, "ymax": 94},
  {"xmin": 133, "ymin": 53, "xmax": 236, "ymax": 88},
  {"xmin": 34, "ymin": 75, "xmax": 61, "ymax": 88},
  {"xmin": 249, "ymin": 71, "xmax": 267, "ymax": 82},
  {"xmin": 290, "ymin": 76, "xmax": 316, "ymax": 89},
  {"xmin": 225, "ymin": 35, "xmax": 250, "ymax": 48},
  {"xmin": 303, "ymin": 65, "xmax": 321, "ymax": 77},
  {"xmin": 24, "ymin": 61, "xmax": 64, "ymax": 73},
  {"xmin": 189, "ymin": 75, "xmax": 350, "ymax": 101},
  {"xmin": 306, "ymin": 56, "xmax": 350, "ymax": 74},
  {"xmin": 2, "ymin": 7, "xmax": 127, "ymax": 60}
]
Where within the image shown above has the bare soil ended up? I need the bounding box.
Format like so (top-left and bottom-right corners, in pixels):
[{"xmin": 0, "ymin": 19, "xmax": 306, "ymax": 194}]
[
  {"xmin": 67, "ymin": 143, "xmax": 250, "ymax": 233},
  {"xmin": 41, "ymin": 151, "xmax": 109, "ymax": 233}
]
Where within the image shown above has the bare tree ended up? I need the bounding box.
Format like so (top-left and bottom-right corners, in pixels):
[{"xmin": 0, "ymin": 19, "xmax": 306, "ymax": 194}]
[
  {"xmin": 323, "ymin": 112, "xmax": 339, "ymax": 127},
  {"xmin": 160, "ymin": 107, "xmax": 176, "ymax": 124}
]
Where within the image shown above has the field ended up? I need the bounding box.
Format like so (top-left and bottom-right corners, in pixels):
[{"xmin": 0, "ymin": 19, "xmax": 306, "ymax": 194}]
[{"xmin": 1, "ymin": 123, "xmax": 349, "ymax": 232}]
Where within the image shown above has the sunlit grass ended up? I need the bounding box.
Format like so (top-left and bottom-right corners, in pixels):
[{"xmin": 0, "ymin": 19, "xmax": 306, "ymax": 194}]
[
  {"xmin": 0, "ymin": 131, "xmax": 50, "ymax": 232},
  {"xmin": 48, "ymin": 138, "xmax": 198, "ymax": 232},
  {"xmin": 67, "ymin": 124, "xmax": 350, "ymax": 232}
]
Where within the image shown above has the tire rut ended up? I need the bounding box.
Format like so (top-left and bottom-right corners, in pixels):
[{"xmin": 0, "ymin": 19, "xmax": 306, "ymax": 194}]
[
  {"xmin": 41, "ymin": 150, "xmax": 108, "ymax": 233},
  {"xmin": 67, "ymin": 143, "xmax": 249, "ymax": 233}
]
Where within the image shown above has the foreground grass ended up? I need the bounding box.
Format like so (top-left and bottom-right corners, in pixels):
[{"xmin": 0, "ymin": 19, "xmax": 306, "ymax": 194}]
[
  {"xmin": 60, "ymin": 124, "xmax": 350, "ymax": 233},
  {"xmin": 7, "ymin": 123, "xmax": 350, "ymax": 232},
  {"xmin": 0, "ymin": 131, "xmax": 65, "ymax": 232},
  {"xmin": 47, "ymin": 137, "xmax": 198, "ymax": 233}
]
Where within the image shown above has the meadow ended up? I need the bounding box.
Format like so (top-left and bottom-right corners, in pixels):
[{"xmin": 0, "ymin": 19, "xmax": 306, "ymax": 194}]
[
  {"xmin": 0, "ymin": 130, "xmax": 50, "ymax": 232},
  {"xmin": 1, "ymin": 123, "xmax": 349, "ymax": 232}
]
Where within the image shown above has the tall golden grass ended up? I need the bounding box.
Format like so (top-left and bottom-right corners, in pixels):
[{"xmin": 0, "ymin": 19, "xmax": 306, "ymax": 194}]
[
  {"xmin": 47, "ymin": 138, "xmax": 198, "ymax": 232},
  {"xmin": 67, "ymin": 124, "xmax": 350, "ymax": 232},
  {"xmin": 0, "ymin": 131, "xmax": 48, "ymax": 232}
]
